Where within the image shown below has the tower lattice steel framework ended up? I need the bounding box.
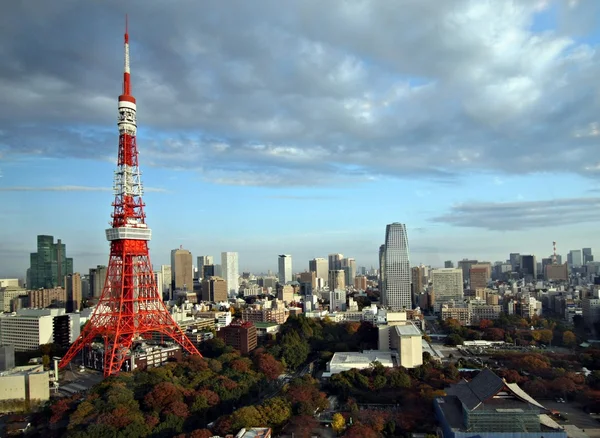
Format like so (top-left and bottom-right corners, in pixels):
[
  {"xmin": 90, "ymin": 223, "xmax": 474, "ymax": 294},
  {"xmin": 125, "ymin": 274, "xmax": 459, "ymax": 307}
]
[{"xmin": 59, "ymin": 18, "xmax": 201, "ymax": 377}]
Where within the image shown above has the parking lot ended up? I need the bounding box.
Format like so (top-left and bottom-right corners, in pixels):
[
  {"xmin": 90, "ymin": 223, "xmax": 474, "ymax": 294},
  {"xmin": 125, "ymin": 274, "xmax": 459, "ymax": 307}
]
[{"xmin": 543, "ymin": 400, "xmax": 600, "ymax": 436}]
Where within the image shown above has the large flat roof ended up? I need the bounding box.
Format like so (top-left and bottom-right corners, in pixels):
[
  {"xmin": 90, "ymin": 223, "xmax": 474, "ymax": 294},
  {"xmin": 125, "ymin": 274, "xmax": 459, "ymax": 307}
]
[{"xmin": 394, "ymin": 323, "xmax": 421, "ymax": 336}]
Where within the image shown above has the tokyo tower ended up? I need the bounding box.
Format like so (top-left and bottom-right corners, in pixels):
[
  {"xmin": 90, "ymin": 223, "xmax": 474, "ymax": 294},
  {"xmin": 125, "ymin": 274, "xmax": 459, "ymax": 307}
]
[{"xmin": 59, "ymin": 18, "xmax": 201, "ymax": 377}]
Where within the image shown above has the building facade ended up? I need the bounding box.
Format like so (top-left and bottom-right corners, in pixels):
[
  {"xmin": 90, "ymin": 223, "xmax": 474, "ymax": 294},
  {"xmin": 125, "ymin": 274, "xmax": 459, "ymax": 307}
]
[
  {"xmin": 382, "ymin": 223, "xmax": 411, "ymax": 310},
  {"xmin": 217, "ymin": 321, "xmax": 257, "ymax": 354},
  {"xmin": 308, "ymin": 258, "xmax": 328, "ymax": 287},
  {"xmin": 65, "ymin": 273, "xmax": 82, "ymax": 313},
  {"xmin": 201, "ymin": 276, "xmax": 228, "ymax": 302},
  {"xmin": 221, "ymin": 252, "xmax": 239, "ymax": 297},
  {"xmin": 171, "ymin": 248, "xmax": 193, "ymax": 292},
  {"xmin": 431, "ymin": 268, "xmax": 464, "ymax": 311},
  {"xmin": 28, "ymin": 235, "xmax": 73, "ymax": 289},
  {"xmin": 278, "ymin": 254, "xmax": 293, "ymax": 284}
]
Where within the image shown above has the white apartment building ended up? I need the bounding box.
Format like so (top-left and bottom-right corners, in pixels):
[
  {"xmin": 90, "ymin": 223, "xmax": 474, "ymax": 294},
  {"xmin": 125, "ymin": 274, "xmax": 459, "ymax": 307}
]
[
  {"xmin": 221, "ymin": 252, "xmax": 239, "ymax": 297},
  {"xmin": 0, "ymin": 309, "xmax": 80, "ymax": 352},
  {"xmin": 0, "ymin": 285, "xmax": 27, "ymax": 312},
  {"xmin": 432, "ymin": 268, "xmax": 464, "ymax": 312}
]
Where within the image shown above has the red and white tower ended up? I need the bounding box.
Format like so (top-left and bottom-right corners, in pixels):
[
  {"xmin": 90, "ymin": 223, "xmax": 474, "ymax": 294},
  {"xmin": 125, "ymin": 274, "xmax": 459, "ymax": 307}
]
[{"xmin": 59, "ymin": 18, "xmax": 200, "ymax": 377}]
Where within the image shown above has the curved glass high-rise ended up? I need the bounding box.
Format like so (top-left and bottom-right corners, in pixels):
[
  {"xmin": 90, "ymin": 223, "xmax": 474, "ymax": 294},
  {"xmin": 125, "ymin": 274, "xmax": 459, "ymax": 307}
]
[{"xmin": 382, "ymin": 223, "xmax": 411, "ymax": 310}]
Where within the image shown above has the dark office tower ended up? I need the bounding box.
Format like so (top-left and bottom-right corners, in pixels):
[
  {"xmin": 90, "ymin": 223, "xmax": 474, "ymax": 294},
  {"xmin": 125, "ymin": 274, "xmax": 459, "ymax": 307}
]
[
  {"xmin": 379, "ymin": 244, "xmax": 386, "ymax": 295},
  {"xmin": 382, "ymin": 223, "xmax": 411, "ymax": 310},
  {"xmin": 65, "ymin": 273, "xmax": 82, "ymax": 313},
  {"xmin": 444, "ymin": 260, "xmax": 454, "ymax": 268},
  {"xmin": 520, "ymin": 255, "xmax": 537, "ymax": 279},
  {"xmin": 28, "ymin": 235, "xmax": 74, "ymax": 289},
  {"xmin": 458, "ymin": 259, "xmax": 478, "ymax": 285},
  {"xmin": 509, "ymin": 253, "xmax": 521, "ymax": 270},
  {"xmin": 203, "ymin": 264, "xmax": 215, "ymax": 279},
  {"xmin": 328, "ymin": 254, "xmax": 344, "ymax": 271},
  {"xmin": 583, "ymin": 248, "xmax": 593, "ymax": 264}
]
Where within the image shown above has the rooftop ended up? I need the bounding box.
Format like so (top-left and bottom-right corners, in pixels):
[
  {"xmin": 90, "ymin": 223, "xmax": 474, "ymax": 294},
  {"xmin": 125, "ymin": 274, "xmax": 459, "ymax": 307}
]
[
  {"xmin": 394, "ymin": 322, "xmax": 422, "ymax": 336},
  {"xmin": 235, "ymin": 427, "xmax": 272, "ymax": 438},
  {"xmin": 253, "ymin": 322, "xmax": 279, "ymax": 328}
]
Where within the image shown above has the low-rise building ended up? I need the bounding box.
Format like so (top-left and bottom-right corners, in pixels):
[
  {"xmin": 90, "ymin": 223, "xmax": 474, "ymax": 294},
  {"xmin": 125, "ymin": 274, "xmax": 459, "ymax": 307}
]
[
  {"xmin": 434, "ymin": 369, "xmax": 566, "ymax": 437},
  {"xmin": 253, "ymin": 322, "xmax": 280, "ymax": 338},
  {"xmin": 241, "ymin": 307, "xmax": 288, "ymax": 325},
  {"xmin": 0, "ymin": 364, "xmax": 49, "ymax": 409},
  {"xmin": 323, "ymin": 350, "xmax": 397, "ymax": 378},
  {"xmin": 83, "ymin": 342, "xmax": 182, "ymax": 373}
]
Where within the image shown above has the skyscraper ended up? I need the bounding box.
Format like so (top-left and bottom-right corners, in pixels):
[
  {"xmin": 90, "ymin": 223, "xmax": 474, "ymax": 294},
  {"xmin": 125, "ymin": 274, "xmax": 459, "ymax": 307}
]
[
  {"xmin": 342, "ymin": 258, "xmax": 356, "ymax": 287},
  {"xmin": 583, "ymin": 248, "xmax": 594, "ymax": 264},
  {"xmin": 278, "ymin": 255, "xmax": 293, "ymax": 284},
  {"xmin": 89, "ymin": 265, "xmax": 107, "ymax": 298},
  {"xmin": 65, "ymin": 273, "xmax": 82, "ymax": 313},
  {"xmin": 444, "ymin": 260, "xmax": 454, "ymax": 268},
  {"xmin": 382, "ymin": 223, "xmax": 411, "ymax": 310},
  {"xmin": 328, "ymin": 253, "xmax": 344, "ymax": 271},
  {"xmin": 196, "ymin": 255, "xmax": 214, "ymax": 279},
  {"xmin": 221, "ymin": 252, "xmax": 239, "ymax": 297},
  {"xmin": 28, "ymin": 235, "xmax": 74, "ymax": 289},
  {"xmin": 328, "ymin": 270, "xmax": 345, "ymax": 290},
  {"xmin": 309, "ymin": 258, "xmax": 328, "ymax": 286},
  {"xmin": 171, "ymin": 248, "xmax": 193, "ymax": 291},
  {"xmin": 520, "ymin": 255, "xmax": 537, "ymax": 279}
]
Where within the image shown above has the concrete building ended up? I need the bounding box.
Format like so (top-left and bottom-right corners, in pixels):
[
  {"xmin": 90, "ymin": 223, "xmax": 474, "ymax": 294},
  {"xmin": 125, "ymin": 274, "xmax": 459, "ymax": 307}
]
[
  {"xmin": 217, "ymin": 321, "xmax": 257, "ymax": 355},
  {"xmin": 299, "ymin": 271, "xmax": 317, "ymax": 290},
  {"xmin": 323, "ymin": 350, "xmax": 397, "ymax": 378},
  {"xmin": 382, "ymin": 223, "xmax": 411, "ymax": 310},
  {"xmin": 444, "ymin": 261, "xmax": 454, "ymax": 268},
  {"xmin": 254, "ymin": 322, "xmax": 280, "ymax": 338},
  {"xmin": 342, "ymin": 258, "xmax": 356, "ymax": 288},
  {"xmin": 276, "ymin": 284, "xmax": 294, "ymax": 303},
  {"xmin": 278, "ymin": 254, "xmax": 293, "ymax": 284},
  {"xmin": 354, "ymin": 275, "xmax": 368, "ymax": 291},
  {"xmin": 28, "ymin": 287, "xmax": 66, "ymax": 309},
  {"xmin": 0, "ymin": 308, "xmax": 80, "ymax": 352},
  {"xmin": 520, "ymin": 255, "xmax": 537, "ymax": 279},
  {"xmin": 0, "ymin": 286, "xmax": 27, "ymax": 312},
  {"xmin": 0, "ymin": 345, "xmax": 15, "ymax": 371},
  {"xmin": 0, "ymin": 279, "xmax": 19, "ymax": 288},
  {"xmin": 441, "ymin": 304, "xmax": 471, "ymax": 326},
  {"xmin": 568, "ymin": 249, "xmax": 583, "ymax": 268},
  {"xmin": 309, "ymin": 258, "xmax": 328, "ymax": 287},
  {"xmin": 582, "ymin": 289, "xmax": 600, "ymax": 332},
  {"xmin": 196, "ymin": 255, "xmax": 214, "ymax": 279},
  {"xmin": 431, "ymin": 268, "xmax": 464, "ymax": 312},
  {"xmin": 241, "ymin": 307, "xmax": 288, "ymax": 325},
  {"xmin": 222, "ymin": 252, "xmax": 239, "ymax": 297},
  {"xmin": 546, "ymin": 263, "xmax": 568, "ymax": 281},
  {"xmin": 83, "ymin": 342, "xmax": 182, "ymax": 373},
  {"xmin": 64, "ymin": 273, "xmax": 82, "ymax": 313},
  {"xmin": 434, "ymin": 369, "xmax": 566, "ymax": 438},
  {"xmin": 469, "ymin": 264, "xmax": 491, "ymax": 289},
  {"xmin": 328, "ymin": 270, "xmax": 345, "ymax": 291},
  {"xmin": 329, "ymin": 289, "xmax": 346, "ymax": 312},
  {"xmin": 171, "ymin": 248, "xmax": 193, "ymax": 292},
  {"xmin": 0, "ymin": 364, "xmax": 49, "ymax": 407},
  {"xmin": 89, "ymin": 265, "xmax": 107, "ymax": 298},
  {"xmin": 201, "ymin": 276, "xmax": 228, "ymax": 302},
  {"xmin": 328, "ymin": 253, "xmax": 344, "ymax": 271},
  {"xmin": 457, "ymin": 259, "xmax": 478, "ymax": 285},
  {"xmin": 160, "ymin": 265, "xmax": 172, "ymax": 299},
  {"xmin": 377, "ymin": 322, "xmax": 423, "ymax": 368}
]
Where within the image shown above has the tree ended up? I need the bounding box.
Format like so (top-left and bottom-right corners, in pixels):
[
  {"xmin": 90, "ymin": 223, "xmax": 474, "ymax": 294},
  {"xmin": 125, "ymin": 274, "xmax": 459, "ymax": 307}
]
[
  {"xmin": 539, "ymin": 329, "xmax": 554, "ymax": 344},
  {"xmin": 344, "ymin": 423, "xmax": 379, "ymax": 438},
  {"xmin": 479, "ymin": 319, "xmax": 493, "ymax": 330},
  {"xmin": 562, "ymin": 331, "xmax": 577, "ymax": 347},
  {"xmin": 389, "ymin": 370, "xmax": 411, "ymax": 388},
  {"xmin": 552, "ymin": 376, "xmax": 577, "ymax": 398},
  {"xmin": 256, "ymin": 353, "xmax": 284, "ymax": 380},
  {"xmin": 373, "ymin": 375, "xmax": 387, "ymax": 390},
  {"xmin": 445, "ymin": 333, "xmax": 464, "ymax": 346},
  {"xmin": 331, "ymin": 413, "xmax": 346, "ymax": 435},
  {"xmin": 281, "ymin": 331, "xmax": 310, "ymax": 370},
  {"xmin": 260, "ymin": 397, "xmax": 291, "ymax": 428},
  {"xmin": 229, "ymin": 406, "xmax": 264, "ymax": 431},
  {"xmin": 189, "ymin": 430, "xmax": 214, "ymax": 438}
]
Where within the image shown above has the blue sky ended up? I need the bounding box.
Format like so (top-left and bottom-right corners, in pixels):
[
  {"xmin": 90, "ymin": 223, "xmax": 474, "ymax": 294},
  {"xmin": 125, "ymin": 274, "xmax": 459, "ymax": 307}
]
[{"xmin": 2, "ymin": 0, "xmax": 600, "ymax": 278}]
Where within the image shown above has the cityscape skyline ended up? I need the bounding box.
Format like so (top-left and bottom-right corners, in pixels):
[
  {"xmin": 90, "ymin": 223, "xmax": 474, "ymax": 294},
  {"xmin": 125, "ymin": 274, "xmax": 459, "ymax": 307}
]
[{"xmin": 3, "ymin": 2, "xmax": 600, "ymax": 277}]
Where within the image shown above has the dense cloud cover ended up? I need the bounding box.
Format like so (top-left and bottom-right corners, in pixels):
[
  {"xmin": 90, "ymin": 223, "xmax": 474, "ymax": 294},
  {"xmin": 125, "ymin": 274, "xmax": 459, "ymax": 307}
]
[{"xmin": 2, "ymin": 0, "xmax": 600, "ymax": 189}]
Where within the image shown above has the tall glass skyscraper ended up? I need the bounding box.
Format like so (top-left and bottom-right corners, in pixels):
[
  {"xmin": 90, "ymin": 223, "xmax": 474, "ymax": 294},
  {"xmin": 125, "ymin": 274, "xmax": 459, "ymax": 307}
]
[
  {"xmin": 28, "ymin": 235, "xmax": 73, "ymax": 289},
  {"xmin": 382, "ymin": 223, "xmax": 411, "ymax": 310},
  {"xmin": 221, "ymin": 252, "xmax": 239, "ymax": 297}
]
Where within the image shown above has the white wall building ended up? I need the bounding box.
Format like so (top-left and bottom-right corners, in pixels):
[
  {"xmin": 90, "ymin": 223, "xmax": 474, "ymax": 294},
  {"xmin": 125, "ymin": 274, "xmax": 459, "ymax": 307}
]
[
  {"xmin": 323, "ymin": 350, "xmax": 397, "ymax": 378},
  {"xmin": 378, "ymin": 321, "xmax": 423, "ymax": 368},
  {"xmin": 0, "ymin": 279, "xmax": 19, "ymax": 288},
  {"xmin": 221, "ymin": 252, "xmax": 239, "ymax": 297},
  {"xmin": 0, "ymin": 308, "xmax": 80, "ymax": 352},
  {"xmin": 432, "ymin": 268, "xmax": 464, "ymax": 312}
]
